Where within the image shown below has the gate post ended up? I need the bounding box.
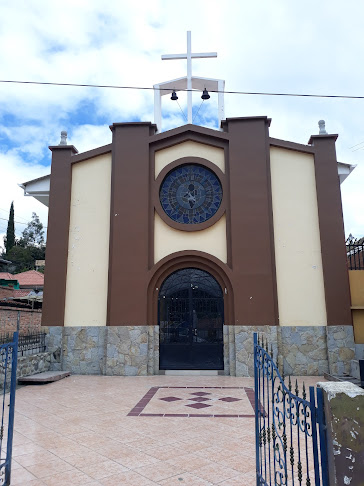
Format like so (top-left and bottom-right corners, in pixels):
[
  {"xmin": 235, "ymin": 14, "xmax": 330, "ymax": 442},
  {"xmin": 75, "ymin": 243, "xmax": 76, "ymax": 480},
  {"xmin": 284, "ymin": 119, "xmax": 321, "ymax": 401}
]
[
  {"xmin": 254, "ymin": 333, "xmax": 260, "ymax": 485},
  {"xmin": 4, "ymin": 331, "xmax": 18, "ymax": 485},
  {"xmin": 318, "ymin": 381, "xmax": 364, "ymax": 485}
]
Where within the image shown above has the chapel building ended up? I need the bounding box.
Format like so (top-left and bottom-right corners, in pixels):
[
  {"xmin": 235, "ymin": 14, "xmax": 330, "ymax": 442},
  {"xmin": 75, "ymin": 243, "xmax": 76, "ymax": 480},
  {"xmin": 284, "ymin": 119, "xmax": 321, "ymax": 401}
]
[
  {"xmin": 21, "ymin": 117, "xmax": 359, "ymax": 376},
  {"xmin": 20, "ymin": 33, "xmax": 361, "ymax": 376}
]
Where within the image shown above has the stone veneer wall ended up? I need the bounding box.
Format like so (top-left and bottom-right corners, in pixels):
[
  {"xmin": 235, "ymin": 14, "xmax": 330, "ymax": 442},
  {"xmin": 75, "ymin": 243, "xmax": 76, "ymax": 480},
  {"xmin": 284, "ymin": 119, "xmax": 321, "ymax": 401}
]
[
  {"xmin": 42, "ymin": 325, "xmax": 355, "ymax": 377},
  {"xmin": 326, "ymin": 326, "xmax": 356, "ymax": 375},
  {"xmin": 17, "ymin": 352, "xmax": 51, "ymax": 378},
  {"xmin": 230, "ymin": 325, "xmax": 355, "ymax": 377},
  {"xmin": 0, "ymin": 351, "xmax": 51, "ymax": 390}
]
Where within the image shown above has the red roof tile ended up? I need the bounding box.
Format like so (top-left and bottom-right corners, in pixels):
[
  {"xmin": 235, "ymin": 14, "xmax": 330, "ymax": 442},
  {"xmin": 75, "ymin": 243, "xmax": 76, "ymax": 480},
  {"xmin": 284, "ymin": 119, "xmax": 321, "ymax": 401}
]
[
  {"xmin": 14, "ymin": 270, "xmax": 44, "ymax": 286},
  {"xmin": 14, "ymin": 289, "xmax": 32, "ymax": 298},
  {"xmin": 0, "ymin": 288, "xmax": 31, "ymax": 300},
  {"xmin": 0, "ymin": 288, "xmax": 13, "ymax": 299},
  {"xmin": 0, "ymin": 273, "xmax": 17, "ymax": 281}
]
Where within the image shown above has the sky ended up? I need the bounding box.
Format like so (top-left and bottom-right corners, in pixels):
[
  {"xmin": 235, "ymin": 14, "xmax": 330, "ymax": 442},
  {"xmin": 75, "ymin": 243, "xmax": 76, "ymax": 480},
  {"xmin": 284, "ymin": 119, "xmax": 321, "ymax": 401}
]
[{"xmin": 0, "ymin": 0, "xmax": 363, "ymax": 250}]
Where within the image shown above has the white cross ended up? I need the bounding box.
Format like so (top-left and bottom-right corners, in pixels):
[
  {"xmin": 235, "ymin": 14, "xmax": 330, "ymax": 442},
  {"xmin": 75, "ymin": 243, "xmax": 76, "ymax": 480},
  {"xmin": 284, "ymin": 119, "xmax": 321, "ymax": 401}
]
[{"xmin": 161, "ymin": 31, "xmax": 217, "ymax": 124}]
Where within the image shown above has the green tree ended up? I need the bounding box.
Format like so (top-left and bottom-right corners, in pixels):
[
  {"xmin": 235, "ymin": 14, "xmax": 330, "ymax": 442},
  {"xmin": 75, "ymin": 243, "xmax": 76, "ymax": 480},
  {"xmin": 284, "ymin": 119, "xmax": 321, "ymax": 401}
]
[
  {"xmin": 4, "ymin": 202, "xmax": 15, "ymax": 253},
  {"xmin": 5, "ymin": 245, "xmax": 45, "ymax": 273},
  {"xmin": 19, "ymin": 212, "xmax": 44, "ymax": 247},
  {"xmin": 3, "ymin": 212, "xmax": 46, "ymax": 272}
]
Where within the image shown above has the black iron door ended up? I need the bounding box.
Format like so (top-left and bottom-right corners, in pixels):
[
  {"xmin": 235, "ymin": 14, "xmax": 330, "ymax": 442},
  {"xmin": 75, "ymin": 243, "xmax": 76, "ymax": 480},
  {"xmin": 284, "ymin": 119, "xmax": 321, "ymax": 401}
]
[{"xmin": 159, "ymin": 268, "xmax": 224, "ymax": 370}]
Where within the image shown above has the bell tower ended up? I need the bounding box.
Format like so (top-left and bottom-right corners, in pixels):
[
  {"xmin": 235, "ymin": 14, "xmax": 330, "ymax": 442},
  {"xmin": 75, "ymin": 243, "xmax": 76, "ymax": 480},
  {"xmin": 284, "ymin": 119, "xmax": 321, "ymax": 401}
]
[{"xmin": 153, "ymin": 31, "xmax": 225, "ymax": 132}]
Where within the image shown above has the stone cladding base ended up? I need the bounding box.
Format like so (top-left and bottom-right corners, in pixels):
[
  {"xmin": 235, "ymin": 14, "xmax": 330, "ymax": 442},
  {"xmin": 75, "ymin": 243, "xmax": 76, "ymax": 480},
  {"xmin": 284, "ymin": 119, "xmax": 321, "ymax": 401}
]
[{"xmin": 42, "ymin": 325, "xmax": 355, "ymax": 377}]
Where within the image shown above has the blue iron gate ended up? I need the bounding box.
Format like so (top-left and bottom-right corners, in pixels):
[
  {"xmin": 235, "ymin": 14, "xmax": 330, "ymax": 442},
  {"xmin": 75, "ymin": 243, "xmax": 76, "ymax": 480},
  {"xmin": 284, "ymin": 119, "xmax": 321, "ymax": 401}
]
[
  {"xmin": 0, "ymin": 332, "xmax": 18, "ymax": 486},
  {"xmin": 254, "ymin": 333, "xmax": 329, "ymax": 486}
]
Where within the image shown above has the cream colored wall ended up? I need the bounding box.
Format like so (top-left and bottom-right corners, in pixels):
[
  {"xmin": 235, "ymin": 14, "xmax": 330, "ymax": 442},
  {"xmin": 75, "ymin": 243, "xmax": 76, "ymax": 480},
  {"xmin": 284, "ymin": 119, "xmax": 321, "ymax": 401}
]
[
  {"xmin": 349, "ymin": 270, "xmax": 364, "ymax": 343},
  {"xmin": 154, "ymin": 212, "xmax": 227, "ymax": 264},
  {"xmin": 64, "ymin": 154, "xmax": 112, "ymax": 326},
  {"xmin": 270, "ymin": 147, "xmax": 327, "ymax": 326},
  {"xmin": 155, "ymin": 140, "xmax": 225, "ymax": 178},
  {"xmin": 154, "ymin": 140, "xmax": 227, "ymax": 264},
  {"xmin": 349, "ymin": 270, "xmax": 364, "ymax": 307}
]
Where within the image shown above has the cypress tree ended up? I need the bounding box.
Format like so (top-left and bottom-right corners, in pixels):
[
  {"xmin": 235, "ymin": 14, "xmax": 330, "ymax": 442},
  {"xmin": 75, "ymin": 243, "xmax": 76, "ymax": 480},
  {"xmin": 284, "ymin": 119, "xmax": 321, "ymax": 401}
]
[{"xmin": 5, "ymin": 202, "xmax": 15, "ymax": 253}]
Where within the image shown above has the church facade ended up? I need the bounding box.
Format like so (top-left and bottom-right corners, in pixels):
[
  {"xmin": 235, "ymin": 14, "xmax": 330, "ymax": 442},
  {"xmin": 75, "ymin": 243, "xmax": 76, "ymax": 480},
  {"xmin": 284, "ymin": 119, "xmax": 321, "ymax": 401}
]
[{"xmin": 36, "ymin": 116, "xmax": 357, "ymax": 376}]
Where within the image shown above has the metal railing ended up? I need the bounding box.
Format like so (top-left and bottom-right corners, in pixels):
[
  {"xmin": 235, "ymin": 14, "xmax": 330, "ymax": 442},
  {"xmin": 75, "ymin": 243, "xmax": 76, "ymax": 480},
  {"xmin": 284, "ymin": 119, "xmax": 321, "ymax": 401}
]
[
  {"xmin": 0, "ymin": 332, "xmax": 46, "ymax": 357},
  {"xmin": 0, "ymin": 332, "xmax": 18, "ymax": 485},
  {"xmin": 346, "ymin": 241, "xmax": 364, "ymax": 270},
  {"xmin": 254, "ymin": 333, "xmax": 329, "ymax": 485}
]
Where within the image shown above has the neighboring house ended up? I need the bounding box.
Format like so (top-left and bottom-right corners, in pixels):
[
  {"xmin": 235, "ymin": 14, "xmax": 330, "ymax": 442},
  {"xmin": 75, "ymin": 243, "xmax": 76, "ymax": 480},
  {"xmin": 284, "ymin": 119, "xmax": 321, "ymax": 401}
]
[
  {"xmin": 0, "ymin": 271, "xmax": 43, "ymax": 308},
  {"xmin": 14, "ymin": 270, "xmax": 44, "ymax": 290},
  {"xmin": 0, "ymin": 273, "xmax": 18, "ymax": 286}
]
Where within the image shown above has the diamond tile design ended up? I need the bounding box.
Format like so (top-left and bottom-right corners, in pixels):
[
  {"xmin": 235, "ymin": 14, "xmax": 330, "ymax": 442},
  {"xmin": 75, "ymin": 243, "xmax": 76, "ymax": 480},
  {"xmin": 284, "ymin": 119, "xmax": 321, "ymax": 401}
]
[
  {"xmin": 160, "ymin": 397, "xmax": 181, "ymax": 402},
  {"xmin": 128, "ymin": 386, "xmax": 258, "ymax": 417},
  {"xmin": 219, "ymin": 397, "xmax": 242, "ymax": 402},
  {"xmin": 186, "ymin": 403, "xmax": 212, "ymax": 409}
]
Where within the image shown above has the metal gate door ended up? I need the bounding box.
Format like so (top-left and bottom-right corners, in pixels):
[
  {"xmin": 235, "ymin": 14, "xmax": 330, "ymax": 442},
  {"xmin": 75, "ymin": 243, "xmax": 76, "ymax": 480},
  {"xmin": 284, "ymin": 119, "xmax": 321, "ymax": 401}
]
[
  {"xmin": 254, "ymin": 333, "xmax": 329, "ymax": 486},
  {"xmin": 0, "ymin": 332, "xmax": 18, "ymax": 485},
  {"xmin": 159, "ymin": 268, "xmax": 224, "ymax": 370}
]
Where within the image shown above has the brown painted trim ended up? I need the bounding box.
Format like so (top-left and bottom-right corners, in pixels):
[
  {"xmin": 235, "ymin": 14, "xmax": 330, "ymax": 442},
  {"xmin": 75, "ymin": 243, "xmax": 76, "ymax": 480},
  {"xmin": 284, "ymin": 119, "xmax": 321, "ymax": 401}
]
[
  {"xmin": 42, "ymin": 145, "xmax": 77, "ymax": 326},
  {"xmin": 224, "ymin": 117, "xmax": 278, "ymax": 326},
  {"xmin": 222, "ymin": 116, "xmax": 272, "ymax": 130},
  {"xmin": 48, "ymin": 145, "xmax": 78, "ymax": 153},
  {"xmin": 107, "ymin": 123, "xmax": 154, "ymax": 326},
  {"xmin": 265, "ymin": 133, "xmax": 280, "ymax": 327},
  {"xmin": 110, "ymin": 121, "xmax": 157, "ymax": 132},
  {"xmin": 147, "ymin": 251, "xmax": 234, "ymax": 326},
  {"xmin": 150, "ymin": 123, "xmax": 229, "ymax": 146},
  {"xmin": 222, "ymin": 144, "xmax": 232, "ymax": 268},
  {"xmin": 308, "ymin": 133, "xmax": 338, "ymax": 145},
  {"xmin": 71, "ymin": 144, "xmax": 112, "ymax": 164},
  {"xmin": 153, "ymin": 157, "xmax": 227, "ymax": 232},
  {"xmin": 150, "ymin": 131, "xmax": 228, "ymax": 153},
  {"xmin": 309, "ymin": 135, "xmax": 352, "ymax": 326},
  {"xmin": 269, "ymin": 137, "xmax": 315, "ymax": 154}
]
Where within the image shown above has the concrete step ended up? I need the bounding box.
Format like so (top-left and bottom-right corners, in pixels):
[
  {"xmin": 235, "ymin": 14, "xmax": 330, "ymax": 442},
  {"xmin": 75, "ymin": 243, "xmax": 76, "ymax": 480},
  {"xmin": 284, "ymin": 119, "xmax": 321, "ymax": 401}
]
[
  {"xmin": 18, "ymin": 371, "xmax": 70, "ymax": 385},
  {"xmin": 323, "ymin": 372, "xmax": 363, "ymax": 388}
]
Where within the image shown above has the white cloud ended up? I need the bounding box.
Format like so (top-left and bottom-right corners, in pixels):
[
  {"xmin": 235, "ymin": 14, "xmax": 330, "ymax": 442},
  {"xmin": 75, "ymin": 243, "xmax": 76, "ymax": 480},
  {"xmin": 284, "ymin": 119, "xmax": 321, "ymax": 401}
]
[{"xmin": 0, "ymin": 0, "xmax": 363, "ymax": 243}]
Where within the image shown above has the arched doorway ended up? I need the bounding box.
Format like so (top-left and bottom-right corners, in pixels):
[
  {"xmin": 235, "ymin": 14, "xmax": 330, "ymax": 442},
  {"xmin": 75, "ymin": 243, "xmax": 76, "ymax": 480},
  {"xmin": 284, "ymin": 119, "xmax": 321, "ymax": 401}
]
[{"xmin": 159, "ymin": 268, "xmax": 224, "ymax": 370}]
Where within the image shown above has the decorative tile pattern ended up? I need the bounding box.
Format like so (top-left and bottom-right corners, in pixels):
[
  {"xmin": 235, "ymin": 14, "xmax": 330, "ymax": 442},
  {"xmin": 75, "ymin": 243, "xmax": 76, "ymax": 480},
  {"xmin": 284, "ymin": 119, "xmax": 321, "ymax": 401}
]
[
  {"xmin": 159, "ymin": 397, "xmax": 182, "ymax": 402},
  {"xmin": 186, "ymin": 403, "xmax": 211, "ymax": 409},
  {"xmin": 219, "ymin": 397, "xmax": 241, "ymax": 402},
  {"xmin": 8, "ymin": 374, "xmax": 326, "ymax": 484},
  {"xmin": 128, "ymin": 386, "xmax": 256, "ymax": 417}
]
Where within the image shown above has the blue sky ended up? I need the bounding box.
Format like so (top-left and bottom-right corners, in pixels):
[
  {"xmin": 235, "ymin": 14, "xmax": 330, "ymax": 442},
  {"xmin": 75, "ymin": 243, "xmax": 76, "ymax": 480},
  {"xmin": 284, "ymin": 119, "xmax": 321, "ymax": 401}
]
[{"xmin": 0, "ymin": 0, "xmax": 363, "ymax": 244}]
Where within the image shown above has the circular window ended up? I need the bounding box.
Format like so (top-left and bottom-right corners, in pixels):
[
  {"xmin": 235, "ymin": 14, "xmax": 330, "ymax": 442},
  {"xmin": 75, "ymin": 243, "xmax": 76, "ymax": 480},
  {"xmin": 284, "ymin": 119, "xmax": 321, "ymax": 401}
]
[{"xmin": 159, "ymin": 164, "xmax": 223, "ymax": 224}]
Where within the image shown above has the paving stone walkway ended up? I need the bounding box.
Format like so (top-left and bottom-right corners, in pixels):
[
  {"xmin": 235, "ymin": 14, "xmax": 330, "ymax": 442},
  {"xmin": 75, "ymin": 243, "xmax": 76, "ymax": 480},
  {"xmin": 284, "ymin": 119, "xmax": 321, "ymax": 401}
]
[{"xmin": 7, "ymin": 375, "xmax": 324, "ymax": 485}]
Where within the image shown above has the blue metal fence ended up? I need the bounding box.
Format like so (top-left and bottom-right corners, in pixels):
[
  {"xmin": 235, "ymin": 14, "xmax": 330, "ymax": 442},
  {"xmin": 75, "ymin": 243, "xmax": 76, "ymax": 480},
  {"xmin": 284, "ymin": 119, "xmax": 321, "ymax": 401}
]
[
  {"xmin": 0, "ymin": 332, "xmax": 18, "ymax": 486},
  {"xmin": 254, "ymin": 333, "xmax": 329, "ymax": 486}
]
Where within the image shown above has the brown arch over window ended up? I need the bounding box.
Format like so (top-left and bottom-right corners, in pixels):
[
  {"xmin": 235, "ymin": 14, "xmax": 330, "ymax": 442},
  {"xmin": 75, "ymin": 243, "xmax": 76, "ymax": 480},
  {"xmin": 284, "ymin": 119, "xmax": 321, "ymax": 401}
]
[{"xmin": 147, "ymin": 251, "xmax": 234, "ymax": 326}]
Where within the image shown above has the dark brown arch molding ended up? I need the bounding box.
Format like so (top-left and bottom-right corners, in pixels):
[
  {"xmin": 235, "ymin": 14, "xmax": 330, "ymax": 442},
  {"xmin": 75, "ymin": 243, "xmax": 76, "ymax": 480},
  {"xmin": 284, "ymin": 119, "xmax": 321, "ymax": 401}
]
[{"xmin": 147, "ymin": 251, "xmax": 234, "ymax": 326}]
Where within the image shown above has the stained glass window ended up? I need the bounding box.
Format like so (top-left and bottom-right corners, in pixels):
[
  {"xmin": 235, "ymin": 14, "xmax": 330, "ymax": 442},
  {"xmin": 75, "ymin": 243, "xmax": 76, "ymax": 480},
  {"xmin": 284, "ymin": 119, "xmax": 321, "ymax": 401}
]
[{"xmin": 159, "ymin": 164, "xmax": 223, "ymax": 224}]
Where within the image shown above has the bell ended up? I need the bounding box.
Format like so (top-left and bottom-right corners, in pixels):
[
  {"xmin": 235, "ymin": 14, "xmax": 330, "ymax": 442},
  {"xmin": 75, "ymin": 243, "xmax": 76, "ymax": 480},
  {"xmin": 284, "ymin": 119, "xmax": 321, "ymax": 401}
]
[
  {"xmin": 201, "ymin": 89, "xmax": 210, "ymax": 100},
  {"xmin": 171, "ymin": 90, "xmax": 178, "ymax": 101}
]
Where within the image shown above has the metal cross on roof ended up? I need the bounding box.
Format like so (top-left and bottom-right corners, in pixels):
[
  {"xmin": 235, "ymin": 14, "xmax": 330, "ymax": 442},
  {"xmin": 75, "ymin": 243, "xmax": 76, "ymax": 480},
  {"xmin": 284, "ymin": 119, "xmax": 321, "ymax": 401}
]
[{"xmin": 154, "ymin": 31, "xmax": 225, "ymax": 132}]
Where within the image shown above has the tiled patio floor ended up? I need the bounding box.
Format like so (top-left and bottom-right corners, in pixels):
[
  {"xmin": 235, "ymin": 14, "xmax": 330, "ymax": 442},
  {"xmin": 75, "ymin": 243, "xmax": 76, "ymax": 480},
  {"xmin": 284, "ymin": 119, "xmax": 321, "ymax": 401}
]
[{"xmin": 7, "ymin": 375, "xmax": 325, "ymax": 485}]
